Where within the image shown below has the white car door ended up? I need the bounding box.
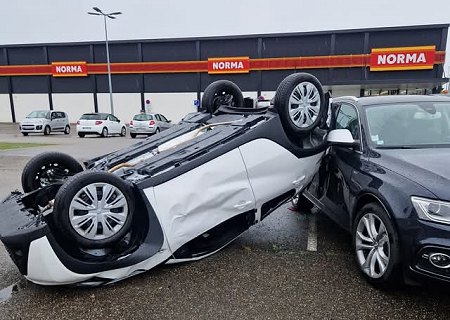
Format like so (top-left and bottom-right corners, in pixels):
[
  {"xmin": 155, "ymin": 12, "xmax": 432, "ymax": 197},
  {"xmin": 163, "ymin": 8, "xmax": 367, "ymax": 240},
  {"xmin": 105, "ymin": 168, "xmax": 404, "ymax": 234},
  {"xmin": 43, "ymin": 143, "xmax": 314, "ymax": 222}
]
[
  {"xmin": 239, "ymin": 138, "xmax": 323, "ymax": 220},
  {"xmin": 159, "ymin": 114, "xmax": 171, "ymax": 130},
  {"xmin": 108, "ymin": 115, "xmax": 120, "ymax": 134},
  {"xmin": 50, "ymin": 112, "xmax": 59, "ymax": 131},
  {"xmin": 147, "ymin": 148, "xmax": 256, "ymax": 254}
]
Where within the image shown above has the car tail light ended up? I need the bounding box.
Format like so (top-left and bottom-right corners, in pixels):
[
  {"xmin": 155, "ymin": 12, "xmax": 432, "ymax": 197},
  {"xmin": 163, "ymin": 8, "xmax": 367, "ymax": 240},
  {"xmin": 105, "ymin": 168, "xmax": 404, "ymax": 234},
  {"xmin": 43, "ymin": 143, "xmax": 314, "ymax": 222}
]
[
  {"xmin": 130, "ymin": 120, "xmax": 133, "ymax": 126},
  {"xmin": 149, "ymin": 120, "xmax": 156, "ymax": 126},
  {"xmin": 76, "ymin": 120, "xmax": 80, "ymax": 125},
  {"xmin": 95, "ymin": 121, "xmax": 103, "ymax": 125}
]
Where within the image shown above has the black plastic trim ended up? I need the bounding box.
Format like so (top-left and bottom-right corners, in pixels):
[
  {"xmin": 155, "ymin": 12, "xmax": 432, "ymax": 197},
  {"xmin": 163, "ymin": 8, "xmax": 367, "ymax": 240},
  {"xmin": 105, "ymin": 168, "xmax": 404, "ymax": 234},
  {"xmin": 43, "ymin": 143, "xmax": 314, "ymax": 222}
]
[{"xmin": 135, "ymin": 112, "xmax": 328, "ymax": 189}]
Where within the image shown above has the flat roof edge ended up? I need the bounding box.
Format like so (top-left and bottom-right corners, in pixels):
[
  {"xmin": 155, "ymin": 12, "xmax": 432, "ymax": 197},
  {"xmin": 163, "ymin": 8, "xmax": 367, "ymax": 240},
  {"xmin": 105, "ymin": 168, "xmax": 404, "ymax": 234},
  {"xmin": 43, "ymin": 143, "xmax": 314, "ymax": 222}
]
[{"xmin": 1, "ymin": 24, "xmax": 448, "ymax": 48}]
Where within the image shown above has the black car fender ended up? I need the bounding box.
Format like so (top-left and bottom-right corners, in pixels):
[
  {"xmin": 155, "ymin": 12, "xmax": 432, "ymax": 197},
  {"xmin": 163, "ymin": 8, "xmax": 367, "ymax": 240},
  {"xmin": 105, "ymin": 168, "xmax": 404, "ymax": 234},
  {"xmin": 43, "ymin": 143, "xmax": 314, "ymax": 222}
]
[{"xmin": 349, "ymin": 165, "xmax": 435, "ymax": 231}]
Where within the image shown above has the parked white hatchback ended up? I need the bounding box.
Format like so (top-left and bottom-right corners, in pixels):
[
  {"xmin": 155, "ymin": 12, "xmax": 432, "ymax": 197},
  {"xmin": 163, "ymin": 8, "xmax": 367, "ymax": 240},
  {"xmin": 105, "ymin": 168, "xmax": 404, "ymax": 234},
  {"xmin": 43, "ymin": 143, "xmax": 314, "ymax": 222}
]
[{"xmin": 76, "ymin": 113, "xmax": 126, "ymax": 138}]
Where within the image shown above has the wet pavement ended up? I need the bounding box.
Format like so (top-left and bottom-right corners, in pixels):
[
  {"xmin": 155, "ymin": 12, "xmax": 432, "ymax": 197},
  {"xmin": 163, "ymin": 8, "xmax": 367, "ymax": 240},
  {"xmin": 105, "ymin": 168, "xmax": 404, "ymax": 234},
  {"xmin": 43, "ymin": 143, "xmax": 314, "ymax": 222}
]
[{"xmin": 0, "ymin": 124, "xmax": 450, "ymax": 319}]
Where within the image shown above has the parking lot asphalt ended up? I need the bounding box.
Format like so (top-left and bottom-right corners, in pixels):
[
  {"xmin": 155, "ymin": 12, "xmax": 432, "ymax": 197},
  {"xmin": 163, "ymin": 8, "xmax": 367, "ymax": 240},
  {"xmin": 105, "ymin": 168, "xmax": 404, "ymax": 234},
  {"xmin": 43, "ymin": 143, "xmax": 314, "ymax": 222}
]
[{"xmin": 0, "ymin": 123, "xmax": 449, "ymax": 320}]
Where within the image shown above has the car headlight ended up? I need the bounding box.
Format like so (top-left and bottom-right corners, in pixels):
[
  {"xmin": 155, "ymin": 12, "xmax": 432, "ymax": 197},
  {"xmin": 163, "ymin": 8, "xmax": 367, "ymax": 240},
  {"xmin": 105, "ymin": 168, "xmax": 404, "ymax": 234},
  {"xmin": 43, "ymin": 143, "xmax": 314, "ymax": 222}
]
[
  {"xmin": 411, "ymin": 196, "xmax": 450, "ymax": 225},
  {"xmin": 36, "ymin": 120, "xmax": 43, "ymax": 125}
]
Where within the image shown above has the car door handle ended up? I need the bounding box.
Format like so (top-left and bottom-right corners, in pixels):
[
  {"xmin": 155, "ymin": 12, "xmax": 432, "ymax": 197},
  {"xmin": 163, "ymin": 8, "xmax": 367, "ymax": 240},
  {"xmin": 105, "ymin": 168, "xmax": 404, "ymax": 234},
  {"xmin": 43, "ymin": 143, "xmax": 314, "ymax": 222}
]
[{"xmin": 233, "ymin": 200, "xmax": 253, "ymax": 210}]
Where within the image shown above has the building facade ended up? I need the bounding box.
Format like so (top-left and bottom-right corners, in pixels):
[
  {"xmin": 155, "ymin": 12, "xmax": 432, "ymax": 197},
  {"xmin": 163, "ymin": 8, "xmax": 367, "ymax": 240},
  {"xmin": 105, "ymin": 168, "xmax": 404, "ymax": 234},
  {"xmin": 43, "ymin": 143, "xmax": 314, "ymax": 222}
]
[{"xmin": 0, "ymin": 24, "xmax": 447, "ymax": 123}]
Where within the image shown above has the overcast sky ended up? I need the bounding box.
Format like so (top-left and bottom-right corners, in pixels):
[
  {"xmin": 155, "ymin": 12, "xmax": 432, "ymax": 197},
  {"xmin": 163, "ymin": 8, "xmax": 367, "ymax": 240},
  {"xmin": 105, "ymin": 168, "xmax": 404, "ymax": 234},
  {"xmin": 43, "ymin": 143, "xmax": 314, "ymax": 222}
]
[{"xmin": 1, "ymin": 0, "xmax": 450, "ymax": 74}]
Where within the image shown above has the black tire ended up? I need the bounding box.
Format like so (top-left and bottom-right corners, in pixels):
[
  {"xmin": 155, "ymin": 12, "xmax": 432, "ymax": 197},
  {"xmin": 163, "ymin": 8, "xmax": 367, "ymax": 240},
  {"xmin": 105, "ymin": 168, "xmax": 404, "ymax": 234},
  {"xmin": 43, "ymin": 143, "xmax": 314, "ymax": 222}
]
[
  {"xmin": 22, "ymin": 132, "xmax": 28, "ymax": 136},
  {"xmin": 64, "ymin": 125, "xmax": 71, "ymax": 135},
  {"xmin": 130, "ymin": 133, "xmax": 137, "ymax": 139},
  {"xmin": 53, "ymin": 171, "xmax": 135, "ymax": 249},
  {"xmin": 155, "ymin": 128, "xmax": 160, "ymax": 135},
  {"xmin": 44, "ymin": 126, "xmax": 51, "ymax": 136},
  {"xmin": 101, "ymin": 127, "xmax": 108, "ymax": 137},
  {"xmin": 21, "ymin": 152, "xmax": 84, "ymax": 193},
  {"xmin": 274, "ymin": 73, "xmax": 327, "ymax": 137},
  {"xmin": 201, "ymin": 80, "xmax": 245, "ymax": 113},
  {"xmin": 353, "ymin": 203, "xmax": 402, "ymax": 289},
  {"xmin": 120, "ymin": 127, "xmax": 126, "ymax": 137},
  {"xmin": 291, "ymin": 193, "xmax": 314, "ymax": 211},
  {"xmin": 78, "ymin": 133, "xmax": 85, "ymax": 138}
]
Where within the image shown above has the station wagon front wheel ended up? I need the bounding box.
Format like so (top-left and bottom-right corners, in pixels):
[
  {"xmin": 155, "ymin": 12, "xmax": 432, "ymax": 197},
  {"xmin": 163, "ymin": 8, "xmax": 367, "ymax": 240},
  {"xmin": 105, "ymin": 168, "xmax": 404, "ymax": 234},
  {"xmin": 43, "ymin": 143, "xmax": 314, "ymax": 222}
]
[
  {"xmin": 64, "ymin": 125, "xmax": 71, "ymax": 135},
  {"xmin": 353, "ymin": 203, "xmax": 401, "ymax": 288}
]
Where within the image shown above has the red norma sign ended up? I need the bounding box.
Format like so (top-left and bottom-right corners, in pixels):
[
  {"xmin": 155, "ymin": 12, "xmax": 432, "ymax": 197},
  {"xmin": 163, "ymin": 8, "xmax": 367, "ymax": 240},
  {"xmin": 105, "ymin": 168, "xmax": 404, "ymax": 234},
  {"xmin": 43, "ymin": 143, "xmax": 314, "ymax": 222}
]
[
  {"xmin": 370, "ymin": 46, "xmax": 436, "ymax": 71},
  {"xmin": 51, "ymin": 61, "xmax": 88, "ymax": 77},
  {"xmin": 208, "ymin": 57, "xmax": 250, "ymax": 74}
]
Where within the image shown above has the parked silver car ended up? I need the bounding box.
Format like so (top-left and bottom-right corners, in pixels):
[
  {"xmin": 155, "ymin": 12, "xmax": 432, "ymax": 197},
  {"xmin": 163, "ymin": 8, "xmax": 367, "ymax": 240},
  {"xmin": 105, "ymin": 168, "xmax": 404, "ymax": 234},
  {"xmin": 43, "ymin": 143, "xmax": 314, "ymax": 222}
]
[
  {"xmin": 129, "ymin": 113, "xmax": 172, "ymax": 138},
  {"xmin": 20, "ymin": 110, "xmax": 70, "ymax": 136}
]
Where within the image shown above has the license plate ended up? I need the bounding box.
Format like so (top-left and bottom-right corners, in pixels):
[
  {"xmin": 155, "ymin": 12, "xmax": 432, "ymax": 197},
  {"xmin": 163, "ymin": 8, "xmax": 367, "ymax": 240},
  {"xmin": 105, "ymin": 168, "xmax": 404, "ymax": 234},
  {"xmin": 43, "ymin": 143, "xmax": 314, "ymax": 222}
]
[{"xmin": 82, "ymin": 127, "xmax": 91, "ymax": 130}]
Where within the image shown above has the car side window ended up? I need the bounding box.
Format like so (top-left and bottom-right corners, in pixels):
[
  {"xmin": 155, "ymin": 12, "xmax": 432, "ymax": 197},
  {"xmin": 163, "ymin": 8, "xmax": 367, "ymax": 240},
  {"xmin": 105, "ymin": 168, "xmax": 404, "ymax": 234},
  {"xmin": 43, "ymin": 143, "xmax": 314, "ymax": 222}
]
[
  {"xmin": 51, "ymin": 112, "xmax": 57, "ymax": 119},
  {"xmin": 155, "ymin": 114, "xmax": 162, "ymax": 121},
  {"xmin": 159, "ymin": 114, "xmax": 169, "ymax": 122},
  {"xmin": 335, "ymin": 103, "xmax": 360, "ymax": 140}
]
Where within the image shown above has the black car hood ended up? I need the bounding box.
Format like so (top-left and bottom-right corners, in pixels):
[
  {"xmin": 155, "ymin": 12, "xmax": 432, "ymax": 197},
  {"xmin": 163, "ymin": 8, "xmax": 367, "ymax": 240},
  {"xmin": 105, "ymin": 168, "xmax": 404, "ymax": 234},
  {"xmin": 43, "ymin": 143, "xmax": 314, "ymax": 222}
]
[{"xmin": 370, "ymin": 148, "xmax": 450, "ymax": 201}]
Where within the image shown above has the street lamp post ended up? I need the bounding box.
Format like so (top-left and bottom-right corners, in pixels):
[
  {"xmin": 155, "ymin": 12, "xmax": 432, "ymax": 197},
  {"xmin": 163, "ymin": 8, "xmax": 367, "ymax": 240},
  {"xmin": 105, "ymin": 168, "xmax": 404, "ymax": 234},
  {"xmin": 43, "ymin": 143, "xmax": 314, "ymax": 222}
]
[{"xmin": 88, "ymin": 7, "xmax": 122, "ymax": 115}]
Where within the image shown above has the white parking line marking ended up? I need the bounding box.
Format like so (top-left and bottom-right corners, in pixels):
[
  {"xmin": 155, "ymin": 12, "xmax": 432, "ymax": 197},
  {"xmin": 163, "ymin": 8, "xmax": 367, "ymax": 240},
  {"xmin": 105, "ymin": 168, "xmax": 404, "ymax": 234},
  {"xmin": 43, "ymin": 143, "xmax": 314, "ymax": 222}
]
[{"xmin": 307, "ymin": 213, "xmax": 317, "ymax": 252}]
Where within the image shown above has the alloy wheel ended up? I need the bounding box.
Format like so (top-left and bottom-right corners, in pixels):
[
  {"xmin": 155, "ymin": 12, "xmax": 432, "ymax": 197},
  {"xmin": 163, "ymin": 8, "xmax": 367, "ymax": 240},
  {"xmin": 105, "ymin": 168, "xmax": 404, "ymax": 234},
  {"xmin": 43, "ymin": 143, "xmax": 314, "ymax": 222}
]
[
  {"xmin": 288, "ymin": 82, "xmax": 321, "ymax": 128},
  {"xmin": 355, "ymin": 213, "xmax": 390, "ymax": 279}
]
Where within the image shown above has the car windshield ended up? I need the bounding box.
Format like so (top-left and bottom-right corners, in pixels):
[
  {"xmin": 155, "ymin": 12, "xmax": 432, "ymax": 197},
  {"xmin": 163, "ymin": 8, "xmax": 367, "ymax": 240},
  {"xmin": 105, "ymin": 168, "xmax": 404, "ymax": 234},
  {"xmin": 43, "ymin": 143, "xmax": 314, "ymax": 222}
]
[
  {"xmin": 26, "ymin": 111, "xmax": 48, "ymax": 118},
  {"xmin": 80, "ymin": 114, "xmax": 107, "ymax": 120},
  {"xmin": 133, "ymin": 114, "xmax": 153, "ymax": 121},
  {"xmin": 365, "ymin": 102, "xmax": 450, "ymax": 148}
]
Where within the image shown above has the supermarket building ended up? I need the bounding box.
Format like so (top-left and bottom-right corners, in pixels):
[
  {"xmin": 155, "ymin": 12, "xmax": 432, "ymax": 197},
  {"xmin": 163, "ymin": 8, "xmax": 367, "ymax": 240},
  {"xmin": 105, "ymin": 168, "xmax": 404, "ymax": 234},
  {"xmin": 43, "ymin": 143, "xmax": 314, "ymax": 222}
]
[{"xmin": 0, "ymin": 24, "xmax": 447, "ymax": 123}]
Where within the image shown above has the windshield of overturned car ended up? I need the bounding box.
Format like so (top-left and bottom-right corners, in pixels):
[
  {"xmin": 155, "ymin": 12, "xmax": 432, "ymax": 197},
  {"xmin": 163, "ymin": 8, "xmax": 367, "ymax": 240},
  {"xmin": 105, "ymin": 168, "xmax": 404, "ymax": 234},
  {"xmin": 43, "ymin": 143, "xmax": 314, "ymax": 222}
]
[{"xmin": 365, "ymin": 102, "xmax": 450, "ymax": 148}]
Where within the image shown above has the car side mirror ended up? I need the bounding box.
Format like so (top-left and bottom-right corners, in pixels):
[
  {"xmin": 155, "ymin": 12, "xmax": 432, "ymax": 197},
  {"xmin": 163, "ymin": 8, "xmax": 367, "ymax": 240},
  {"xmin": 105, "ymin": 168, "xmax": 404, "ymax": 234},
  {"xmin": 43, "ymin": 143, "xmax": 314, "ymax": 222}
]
[
  {"xmin": 168, "ymin": 120, "xmax": 172, "ymax": 123},
  {"xmin": 327, "ymin": 129, "xmax": 359, "ymax": 147}
]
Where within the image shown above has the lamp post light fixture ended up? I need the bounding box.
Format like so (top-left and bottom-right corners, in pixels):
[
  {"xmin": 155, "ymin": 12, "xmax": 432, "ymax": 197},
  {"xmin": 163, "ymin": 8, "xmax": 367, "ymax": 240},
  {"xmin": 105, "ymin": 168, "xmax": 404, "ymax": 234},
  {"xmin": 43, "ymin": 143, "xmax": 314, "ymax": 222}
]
[{"xmin": 88, "ymin": 7, "xmax": 122, "ymax": 115}]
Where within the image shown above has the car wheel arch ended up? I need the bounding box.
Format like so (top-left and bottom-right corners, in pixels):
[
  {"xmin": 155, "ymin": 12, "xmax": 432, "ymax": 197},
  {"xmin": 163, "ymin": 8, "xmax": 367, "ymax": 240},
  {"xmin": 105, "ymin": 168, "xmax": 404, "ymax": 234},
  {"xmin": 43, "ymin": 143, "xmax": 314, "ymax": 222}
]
[{"xmin": 350, "ymin": 192, "xmax": 395, "ymax": 231}]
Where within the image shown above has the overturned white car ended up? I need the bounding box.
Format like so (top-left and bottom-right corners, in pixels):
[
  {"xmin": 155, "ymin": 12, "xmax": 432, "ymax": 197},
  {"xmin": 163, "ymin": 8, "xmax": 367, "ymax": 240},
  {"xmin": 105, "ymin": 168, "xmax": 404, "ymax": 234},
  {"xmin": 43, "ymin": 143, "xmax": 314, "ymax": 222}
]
[{"xmin": 0, "ymin": 73, "xmax": 330, "ymax": 286}]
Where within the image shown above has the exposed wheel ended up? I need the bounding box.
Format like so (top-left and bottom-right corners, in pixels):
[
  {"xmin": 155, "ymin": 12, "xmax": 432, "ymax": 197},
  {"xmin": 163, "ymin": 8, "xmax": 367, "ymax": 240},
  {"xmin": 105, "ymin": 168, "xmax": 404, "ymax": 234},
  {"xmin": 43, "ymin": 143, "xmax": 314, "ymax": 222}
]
[
  {"xmin": 22, "ymin": 132, "xmax": 28, "ymax": 136},
  {"xmin": 101, "ymin": 127, "xmax": 108, "ymax": 137},
  {"xmin": 130, "ymin": 133, "xmax": 137, "ymax": 139},
  {"xmin": 120, "ymin": 126, "xmax": 126, "ymax": 137},
  {"xmin": 201, "ymin": 80, "xmax": 245, "ymax": 113},
  {"xmin": 21, "ymin": 152, "xmax": 84, "ymax": 193},
  {"xmin": 53, "ymin": 171, "xmax": 135, "ymax": 248},
  {"xmin": 44, "ymin": 126, "xmax": 51, "ymax": 136},
  {"xmin": 64, "ymin": 125, "xmax": 71, "ymax": 135},
  {"xmin": 155, "ymin": 128, "xmax": 160, "ymax": 135},
  {"xmin": 291, "ymin": 193, "xmax": 314, "ymax": 211},
  {"xmin": 78, "ymin": 133, "xmax": 85, "ymax": 138},
  {"xmin": 274, "ymin": 73, "xmax": 326, "ymax": 137},
  {"xmin": 353, "ymin": 203, "xmax": 401, "ymax": 288}
]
